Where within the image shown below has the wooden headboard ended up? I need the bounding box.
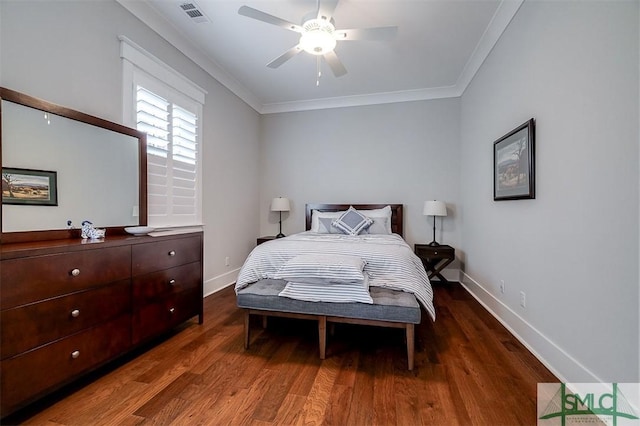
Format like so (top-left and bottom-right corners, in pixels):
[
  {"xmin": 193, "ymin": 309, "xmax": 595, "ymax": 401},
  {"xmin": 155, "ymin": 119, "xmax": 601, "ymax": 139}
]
[{"xmin": 305, "ymin": 204, "xmax": 404, "ymax": 237}]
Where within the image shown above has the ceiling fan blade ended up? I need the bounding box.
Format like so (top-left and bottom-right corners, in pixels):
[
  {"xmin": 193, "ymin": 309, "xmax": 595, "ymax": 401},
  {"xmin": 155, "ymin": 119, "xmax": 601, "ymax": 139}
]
[
  {"xmin": 238, "ymin": 5, "xmax": 302, "ymax": 32},
  {"xmin": 323, "ymin": 51, "xmax": 347, "ymax": 77},
  {"xmin": 335, "ymin": 26, "xmax": 398, "ymax": 41},
  {"xmin": 316, "ymin": 0, "xmax": 339, "ymax": 21},
  {"xmin": 267, "ymin": 45, "xmax": 303, "ymax": 68}
]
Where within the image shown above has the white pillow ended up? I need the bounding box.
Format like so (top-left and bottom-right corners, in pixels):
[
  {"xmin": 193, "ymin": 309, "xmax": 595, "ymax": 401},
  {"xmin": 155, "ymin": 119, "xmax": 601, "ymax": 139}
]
[
  {"xmin": 317, "ymin": 217, "xmax": 342, "ymax": 234},
  {"xmin": 364, "ymin": 216, "xmax": 390, "ymax": 234},
  {"xmin": 310, "ymin": 210, "xmax": 345, "ymax": 232},
  {"xmin": 361, "ymin": 205, "xmax": 392, "ymax": 234}
]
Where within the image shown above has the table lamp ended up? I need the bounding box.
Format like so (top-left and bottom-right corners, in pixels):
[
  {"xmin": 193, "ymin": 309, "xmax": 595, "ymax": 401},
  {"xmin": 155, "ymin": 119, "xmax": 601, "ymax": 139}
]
[
  {"xmin": 423, "ymin": 200, "xmax": 447, "ymax": 246},
  {"xmin": 271, "ymin": 197, "xmax": 290, "ymax": 238}
]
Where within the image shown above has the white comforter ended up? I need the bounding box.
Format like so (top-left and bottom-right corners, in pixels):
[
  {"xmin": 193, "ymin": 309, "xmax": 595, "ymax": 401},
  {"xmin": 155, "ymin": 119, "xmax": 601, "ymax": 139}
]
[{"xmin": 235, "ymin": 232, "xmax": 435, "ymax": 320}]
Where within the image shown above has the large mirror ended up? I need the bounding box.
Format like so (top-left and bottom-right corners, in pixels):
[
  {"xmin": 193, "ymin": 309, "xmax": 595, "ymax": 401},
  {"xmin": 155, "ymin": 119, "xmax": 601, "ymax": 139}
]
[{"xmin": 1, "ymin": 87, "xmax": 147, "ymax": 242}]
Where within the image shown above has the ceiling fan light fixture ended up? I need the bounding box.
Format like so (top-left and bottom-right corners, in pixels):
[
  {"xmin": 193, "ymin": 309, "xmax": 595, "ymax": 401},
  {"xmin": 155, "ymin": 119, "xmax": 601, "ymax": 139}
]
[{"xmin": 299, "ymin": 18, "xmax": 336, "ymax": 55}]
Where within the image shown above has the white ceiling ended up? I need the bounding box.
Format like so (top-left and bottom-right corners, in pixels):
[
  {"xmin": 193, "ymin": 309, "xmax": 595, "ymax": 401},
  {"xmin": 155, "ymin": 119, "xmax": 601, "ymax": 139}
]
[{"xmin": 116, "ymin": 0, "xmax": 524, "ymax": 113}]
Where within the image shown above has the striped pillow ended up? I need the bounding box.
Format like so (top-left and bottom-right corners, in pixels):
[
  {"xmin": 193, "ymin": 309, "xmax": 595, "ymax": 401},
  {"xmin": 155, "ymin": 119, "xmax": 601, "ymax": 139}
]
[
  {"xmin": 332, "ymin": 207, "xmax": 373, "ymax": 236},
  {"xmin": 273, "ymin": 254, "xmax": 366, "ymax": 284},
  {"xmin": 279, "ymin": 274, "xmax": 373, "ymax": 304}
]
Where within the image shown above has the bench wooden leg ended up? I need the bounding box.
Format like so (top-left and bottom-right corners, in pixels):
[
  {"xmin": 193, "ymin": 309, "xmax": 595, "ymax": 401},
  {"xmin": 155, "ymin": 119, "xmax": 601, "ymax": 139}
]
[
  {"xmin": 406, "ymin": 323, "xmax": 415, "ymax": 370},
  {"xmin": 244, "ymin": 310, "xmax": 251, "ymax": 349},
  {"xmin": 318, "ymin": 316, "xmax": 327, "ymax": 359}
]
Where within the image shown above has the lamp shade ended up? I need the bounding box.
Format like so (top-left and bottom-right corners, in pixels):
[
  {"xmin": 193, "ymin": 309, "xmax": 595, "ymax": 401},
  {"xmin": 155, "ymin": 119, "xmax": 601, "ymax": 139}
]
[
  {"xmin": 271, "ymin": 197, "xmax": 290, "ymax": 212},
  {"xmin": 423, "ymin": 200, "xmax": 447, "ymax": 217}
]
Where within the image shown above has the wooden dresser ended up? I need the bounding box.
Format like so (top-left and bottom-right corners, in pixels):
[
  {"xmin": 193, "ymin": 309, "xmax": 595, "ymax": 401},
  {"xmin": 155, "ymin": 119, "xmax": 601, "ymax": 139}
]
[{"xmin": 0, "ymin": 232, "xmax": 203, "ymax": 417}]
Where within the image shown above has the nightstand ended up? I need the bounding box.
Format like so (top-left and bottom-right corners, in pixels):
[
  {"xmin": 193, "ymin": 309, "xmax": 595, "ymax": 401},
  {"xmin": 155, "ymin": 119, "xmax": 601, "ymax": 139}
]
[
  {"xmin": 257, "ymin": 236, "xmax": 276, "ymax": 245},
  {"xmin": 414, "ymin": 244, "xmax": 455, "ymax": 283}
]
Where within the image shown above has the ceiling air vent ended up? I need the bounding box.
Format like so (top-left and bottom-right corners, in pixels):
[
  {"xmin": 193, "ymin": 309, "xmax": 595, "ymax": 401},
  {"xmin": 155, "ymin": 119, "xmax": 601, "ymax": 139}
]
[{"xmin": 179, "ymin": 2, "xmax": 210, "ymax": 24}]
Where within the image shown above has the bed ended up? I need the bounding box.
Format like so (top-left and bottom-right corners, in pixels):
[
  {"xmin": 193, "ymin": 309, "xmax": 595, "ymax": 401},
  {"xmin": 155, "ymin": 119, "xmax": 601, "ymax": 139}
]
[{"xmin": 235, "ymin": 203, "xmax": 434, "ymax": 370}]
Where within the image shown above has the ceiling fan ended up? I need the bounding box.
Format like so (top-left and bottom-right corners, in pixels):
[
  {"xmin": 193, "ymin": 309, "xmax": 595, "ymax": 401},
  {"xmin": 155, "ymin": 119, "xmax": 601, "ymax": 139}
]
[{"xmin": 238, "ymin": 0, "xmax": 397, "ymax": 84}]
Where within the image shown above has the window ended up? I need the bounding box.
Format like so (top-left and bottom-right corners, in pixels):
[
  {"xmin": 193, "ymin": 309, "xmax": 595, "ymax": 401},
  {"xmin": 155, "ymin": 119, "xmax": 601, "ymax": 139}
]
[
  {"xmin": 136, "ymin": 86, "xmax": 199, "ymax": 225},
  {"xmin": 120, "ymin": 36, "xmax": 205, "ymax": 227}
]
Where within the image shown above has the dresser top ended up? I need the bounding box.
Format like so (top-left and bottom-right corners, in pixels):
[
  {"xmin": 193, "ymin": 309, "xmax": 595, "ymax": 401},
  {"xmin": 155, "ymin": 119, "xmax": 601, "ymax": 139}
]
[{"xmin": 1, "ymin": 231, "xmax": 202, "ymax": 260}]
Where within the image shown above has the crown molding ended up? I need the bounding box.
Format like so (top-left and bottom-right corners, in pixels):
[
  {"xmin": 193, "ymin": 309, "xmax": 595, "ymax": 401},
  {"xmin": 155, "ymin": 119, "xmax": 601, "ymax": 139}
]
[
  {"xmin": 259, "ymin": 85, "xmax": 461, "ymax": 114},
  {"xmin": 456, "ymin": 0, "xmax": 525, "ymax": 94}
]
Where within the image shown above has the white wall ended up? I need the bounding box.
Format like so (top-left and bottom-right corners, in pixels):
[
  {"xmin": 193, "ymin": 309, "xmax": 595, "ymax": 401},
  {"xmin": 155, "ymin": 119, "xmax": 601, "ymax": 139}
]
[
  {"xmin": 259, "ymin": 99, "xmax": 462, "ymax": 258},
  {"xmin": 460, "ymin": 1, "xmax": 639, "ymax": 382},
  {"xmin": 0, "ymin": 0, "xmax": 261, "ymax": 295}
]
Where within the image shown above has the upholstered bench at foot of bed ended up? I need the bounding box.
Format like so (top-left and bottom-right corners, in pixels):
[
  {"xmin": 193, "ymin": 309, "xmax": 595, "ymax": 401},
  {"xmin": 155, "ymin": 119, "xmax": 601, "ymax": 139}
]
[{"xmin": 236, "ymin": 279, "xmax": 421, "ymax": 370}]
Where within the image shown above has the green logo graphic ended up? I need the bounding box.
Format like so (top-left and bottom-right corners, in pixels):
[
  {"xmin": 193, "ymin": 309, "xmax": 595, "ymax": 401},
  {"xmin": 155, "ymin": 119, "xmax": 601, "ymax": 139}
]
[{"xmin": 538, "ymin": 383, "xmax": 639, "ymax": 426}]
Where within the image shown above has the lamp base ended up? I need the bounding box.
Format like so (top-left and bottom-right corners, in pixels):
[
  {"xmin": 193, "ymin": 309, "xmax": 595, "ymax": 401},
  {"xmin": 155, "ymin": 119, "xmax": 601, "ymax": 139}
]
[
  {"xmin": 428, "ymin": 240, "xmax": 440, "ymax": 247},
  {"xmin": 276, "ymin": 233, "xmax": 285, "ymax": 238}
]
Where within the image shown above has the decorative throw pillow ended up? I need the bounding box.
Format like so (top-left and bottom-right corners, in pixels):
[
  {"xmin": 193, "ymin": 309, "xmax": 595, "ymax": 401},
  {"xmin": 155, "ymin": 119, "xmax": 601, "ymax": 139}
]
[{"xmin": 332, "ymin": 206, "xmax": 373, "ymax": 236}]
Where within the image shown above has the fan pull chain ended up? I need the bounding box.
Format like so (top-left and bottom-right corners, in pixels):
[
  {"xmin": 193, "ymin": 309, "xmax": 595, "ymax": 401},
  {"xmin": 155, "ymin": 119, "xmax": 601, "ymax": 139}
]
[{"xmin": 316, "ymin": 56, "xmax": 321, "ymax": 87}]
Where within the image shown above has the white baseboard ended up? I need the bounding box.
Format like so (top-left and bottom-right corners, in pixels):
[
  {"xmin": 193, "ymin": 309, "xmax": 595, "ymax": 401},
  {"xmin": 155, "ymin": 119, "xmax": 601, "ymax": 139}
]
[
  {"xmin": 204, "ymin": 268, "xmax": 239, "ymax": 297},
  {"xmin": 439, "ymin": 268, "xmax": 460, "ymax": 283},
  {"xmin": 459, "ymin": 271, "xmax": 603, "ymax": 384}
]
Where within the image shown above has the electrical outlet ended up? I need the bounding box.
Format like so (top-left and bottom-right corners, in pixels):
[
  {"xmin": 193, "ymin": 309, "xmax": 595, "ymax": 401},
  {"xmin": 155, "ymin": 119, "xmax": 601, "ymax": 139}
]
[
  {"xmin": 500, "ymin": 280, "xmax": 505, "ymax": 294},
  {"xmin": 520, "ymin": 291, "xmax": 526, "ymax": 308},
  {"xmin": 225, "ymin": 256, "xmax": 230, "ymax": 266}
]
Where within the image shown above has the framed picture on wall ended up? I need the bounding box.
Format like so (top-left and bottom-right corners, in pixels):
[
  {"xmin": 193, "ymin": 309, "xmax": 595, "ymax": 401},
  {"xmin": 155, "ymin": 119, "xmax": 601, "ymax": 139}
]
[
  {"xmin": 493, "ymin": 119, "xmax": 535, "ymax": 201},
  {"xmin": 1, "ymin": 167, "xmax": 58, "ymax": 206}
]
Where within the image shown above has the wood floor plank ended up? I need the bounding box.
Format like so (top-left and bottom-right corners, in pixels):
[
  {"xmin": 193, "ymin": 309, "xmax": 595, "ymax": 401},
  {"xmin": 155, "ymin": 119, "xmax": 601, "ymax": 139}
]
[
  {"xmin": 271, "ymin": 393, "xmax": 306, "ymax": 425},
  {"xmin": 133, "ymin": 372, "xmax": 201, "ymax": 418},
  {"xmin": 345, "ymin": 349, "xmax": 375, "ymax": 425},
  {"xmin": 372, "ymin": 351, "xmax": 397, "ymax": 425},
  {"xmin": 250, "ymin": 340, "xmax": 313, "ymax": 422},
  {"xmin": 296, "ymin": 356, "xmax": 341, "ymax": 426},
  {"xmin": 5, "ymin": 282, "xmax": 557, "ymax": 425}
]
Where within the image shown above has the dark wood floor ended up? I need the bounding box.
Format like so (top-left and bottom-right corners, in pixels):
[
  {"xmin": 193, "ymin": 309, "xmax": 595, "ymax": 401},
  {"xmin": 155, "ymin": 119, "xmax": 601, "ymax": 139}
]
[{"xmin": 5, "ymin": 282, "xmax": 556, "ymax": 425}]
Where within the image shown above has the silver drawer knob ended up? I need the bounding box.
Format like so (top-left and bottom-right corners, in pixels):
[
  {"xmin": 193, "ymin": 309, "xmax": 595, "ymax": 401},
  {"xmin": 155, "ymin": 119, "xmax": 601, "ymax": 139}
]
[
  {"xmin": 169, "ymin": 307, "xmax": 175, "ymax": 314},
  {"xmin": 71, "ymin": 309, "xmax": 80, "ymax": 318},
  {"xmin": 168, "ymin": 250, "xmax": 176, "ymax": 256},
  {"xmin": 70, "ymin": 268, "xmax": 80, "ymax": 277},
  {"xmin": 169, "ymin": 279, "xmax": 176, "ymax": 286},
  {"xmin": 434, "ymin": 251, "xmax": 438, "ymax": 255},
  {"xmin": 71, "ymin": 350, "xmax": 80, "ymax": 359}
]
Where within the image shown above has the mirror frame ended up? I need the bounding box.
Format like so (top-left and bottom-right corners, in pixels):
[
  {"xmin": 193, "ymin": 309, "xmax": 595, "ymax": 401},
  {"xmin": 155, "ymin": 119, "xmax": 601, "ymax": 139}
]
[{"xmin": 0, "ymin": 87, "xmax": 147, "ymax": 244}]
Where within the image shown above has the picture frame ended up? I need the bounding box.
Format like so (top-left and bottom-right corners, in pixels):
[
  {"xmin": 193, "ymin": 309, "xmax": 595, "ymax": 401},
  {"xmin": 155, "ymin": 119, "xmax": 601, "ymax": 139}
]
[
  {"xmin": 2, "ymin": 167, "xmax": 58, "ymax": 206},
  {"xmin": 493, "ymin": 118, "xmax": 535, "ymax": 201}
]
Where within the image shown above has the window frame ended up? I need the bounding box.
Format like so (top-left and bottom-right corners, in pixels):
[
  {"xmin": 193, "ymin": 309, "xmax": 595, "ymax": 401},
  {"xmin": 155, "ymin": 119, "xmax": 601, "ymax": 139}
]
[{"xmin": 120, "ymin": 36, "xmax": 205, "ymax": 227}]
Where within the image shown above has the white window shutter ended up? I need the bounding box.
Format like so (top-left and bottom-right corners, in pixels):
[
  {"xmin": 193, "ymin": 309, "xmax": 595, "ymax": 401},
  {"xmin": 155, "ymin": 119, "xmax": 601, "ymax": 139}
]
[{"xmin": 136, "ymin": 86, "xmax": 199, "ymax": 226}]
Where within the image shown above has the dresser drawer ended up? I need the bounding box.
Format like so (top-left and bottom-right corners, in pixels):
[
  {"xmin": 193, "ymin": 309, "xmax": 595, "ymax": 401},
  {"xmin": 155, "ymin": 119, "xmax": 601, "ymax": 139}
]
[
  {"xmin": 1, "ymin": 246, "xmax": 131, "ymax": 310},
  {"xmin": 132, "ymin": 236, "xmax": 201, "ymax": 276},
  {"xmin": 414, "ymin": 245, "xmax": 455, "ymax": 260},
  {"xmin": 0, "ymin": 315, "xmax": 131, "ymax": 415},
  {"xmin": 1, "ymin": 280, "xmax": 131, "ymax": 360},
  {"xmin": 132, "ymin": 289, "xmax": 200, "ymax": 345},
  {"xmin": 132, "ymin": 262, "xmax": 201, "ymax": 305}
]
